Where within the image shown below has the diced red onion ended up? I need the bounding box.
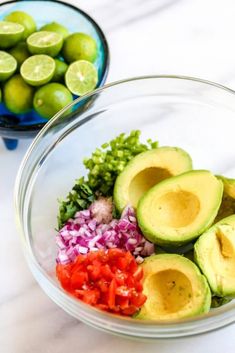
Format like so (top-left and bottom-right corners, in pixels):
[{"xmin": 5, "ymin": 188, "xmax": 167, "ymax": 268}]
[{"xmin": 56, "ymin": 205, "xmax": 154, "ymax": 264}]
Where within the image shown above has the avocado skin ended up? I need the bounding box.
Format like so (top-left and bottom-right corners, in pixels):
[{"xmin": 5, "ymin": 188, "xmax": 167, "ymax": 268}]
[
  {"xmin": 137, "ymin": 170, "xmax": 223, "ymax": 247},
  {"xmin": 211, "ymin": 296, "xmax": 231, "ymax": 308}
]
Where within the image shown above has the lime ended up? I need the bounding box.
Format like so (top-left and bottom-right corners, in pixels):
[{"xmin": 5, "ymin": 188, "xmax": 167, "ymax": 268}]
[
  {"xmin": 0, "ymin": 21, "xmax": 24, "ymax": 49},
  {"xmin": 40, "ymin": 22, "xmax": 69, "ymax": 39},
  {"xmin": 4, "ymin": 11, "xmax": 36, "ymax": 40},
  {"xmin": 62, "ymin": 33, "xmax": 97, "ymax": 63},
  {"xmin": 3, "ymin": 74, "xmax": 34, "ymax": 114},
  {"xmin": 9, "ymin": 42, "xmax": 30, "ymax": 69},
  {"xmin": 0, "ymin": 51, "xmax": 17, "ymax": 81},
  {"xmin": 65, "ymin": 60, "xmax": 98, "ymax": 96},
  {"xmin": 27, "ymin": 31, "xmax": 63, "ymax": 57},
  {"xmin": 20, "ymin": 54, "xmax": 55, "ymax": 86},
  {"xmin": 33, "ymin": 82, "xmax": 73, "ymax": 119},
  {"xmin": 52, "ymin": 59, "xmax": 68, "ymax": 82}
]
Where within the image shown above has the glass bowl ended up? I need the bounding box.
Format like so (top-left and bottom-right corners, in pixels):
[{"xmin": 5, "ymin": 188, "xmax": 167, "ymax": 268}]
[
  {"xmin": 15, "ymin": 76, "xmax": 235, "ymax": 339},
  {"xmin": 0, "ymin": 0, "xmax": 109, "ymax": 149}
]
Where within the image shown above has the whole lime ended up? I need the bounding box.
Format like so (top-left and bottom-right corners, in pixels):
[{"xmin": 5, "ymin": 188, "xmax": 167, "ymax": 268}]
[
  {"xmin": 52, "ymin": 59, "xmax": 68, "ymax": 82},
  {"xmin": 62, "ymin": 33, "xmax": 97, "ymax": 63},
  {"xmin": 4, "ymin": 74, "xmax": 34, "ymax": 114},
  {"xmin": 4, "ymin": 11, "xmax": 36, "ymax": 40},
  {"xmin": 33, "ymin": 82, "xmax": 73, "ymax": 119},
  {"xmin": 40, "ymin": 22, "xmax": 69, "ymax": 39},
  {"xmin": 9, "ymin": 42, "xmax": 30, "ymax": 69}
]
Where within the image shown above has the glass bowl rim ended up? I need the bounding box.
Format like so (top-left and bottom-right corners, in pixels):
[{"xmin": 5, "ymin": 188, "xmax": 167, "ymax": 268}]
[
  {"xmin": 0, "ymin": 0, "xmax": 110, "ymax": 133},
  {"xmin": 14, "ymin": 74, "xmax": 235, "ymax": 339}
]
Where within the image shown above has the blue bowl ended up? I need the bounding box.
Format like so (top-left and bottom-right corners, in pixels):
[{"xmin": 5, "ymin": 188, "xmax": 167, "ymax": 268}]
[{"xmin": 0, "ymin": 0, "xmax": 109, "ymax": 149}]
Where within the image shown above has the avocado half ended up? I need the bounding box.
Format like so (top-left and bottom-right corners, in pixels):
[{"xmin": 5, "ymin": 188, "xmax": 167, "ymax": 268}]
[
  {"xmin": 137, "ymin": 170, "xmax": 223, "ymax": 246},
  {"xmin": 215, "ymin": 176, "xmax": 235, "ymax": 222},
  {"xmin": 137, "ymin": 254, "xmax": 211, "ymax": 321},
  {"xmin": 195, "ymin": 215, "xmax": 235, "ymax": 298},
  {"xmin": 114, "ymin": 147, "xmax": 192, "ymax": 212}
]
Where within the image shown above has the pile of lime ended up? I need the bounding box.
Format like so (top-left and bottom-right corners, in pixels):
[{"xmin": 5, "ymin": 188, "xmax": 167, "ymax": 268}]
[{"xmin": 0, "ymin": 11, "xmax": 99, "ymax": 119}]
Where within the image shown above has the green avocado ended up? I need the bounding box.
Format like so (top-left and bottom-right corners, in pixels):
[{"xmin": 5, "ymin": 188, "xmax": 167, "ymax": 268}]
[
  {"xmin": 137, "ymin": 170, "xmax": 223, "ymax": 246},
  {"xmin": 137, "ymin": 254, "xmax": 211, "ymax": 321},
  {"xmin": 195, "ymin": 215, "xmax": 235, "ymax": 298},
  {"xmin": 114, "ymin": 146, "xmax": 192, "ymax": 212},
  {"xmin": 215, "ymin": 176, "xmax": 235, "ymax": 222}
]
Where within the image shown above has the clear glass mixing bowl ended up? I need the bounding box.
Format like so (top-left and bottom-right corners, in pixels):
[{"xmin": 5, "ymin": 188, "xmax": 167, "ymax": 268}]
[{"xmin": 15, "ymin": 76, "xmax": 235, "ymax": 339}]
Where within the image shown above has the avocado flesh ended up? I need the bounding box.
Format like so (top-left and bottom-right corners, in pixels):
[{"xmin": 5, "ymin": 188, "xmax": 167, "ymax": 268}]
[
  {"xmin": 114, "ymin": 147, "xmax": 192, "ymax": 212},
  {"xmin": 215, "ymin": 176, "xmax": 235, "ymax": 222},
  {"xmin": 137, "ymin": 254, "xmax": 211, "ymax": 321},
  {"xmin": 195, "ymin": 215, "xmax": 235, "ymax": 297},
  {"xmin": 137, "ymin": 170, "xmax": 223, "ymax": 246}
]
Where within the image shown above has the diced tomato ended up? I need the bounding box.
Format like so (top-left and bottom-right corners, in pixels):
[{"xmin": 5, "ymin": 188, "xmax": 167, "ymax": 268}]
[
  {"xmin": 88, "ymin": 264, "xmax": 102, "ymax": 281},
  {"xmin": 97, "ymin": 279, "xmax": 109, "ymax": 292},
  {"xmin": 74, "ymin": 254, "xmax": 86, "ymax": 266},
  {"xmin": 133, "ymin": 267, "xmax": 143, "ymax": 281},
  {"xmin": 116, "ymin": 256, "xmax": 129, "ymax": 270},
  {"xmin": 116, "ymin": 296, "xmax": 130, "ymax": 310},
  {"xmin": 56, "ymin": 264, "xmax": 72, "ymax": 290},
  {"xmin": 101, "ymin": 264, "xmax": 114, "ymax": 280},
  {"xmin": 122, "ymin": 305, "xmax": 138, "ymax": 316},
  {"xmin": 56, "ymin": 249, "xmax": 146, "ymax": 316},
  {"xmin": 115, "ymin": 271, "xmax": 127, "ymax": 285},
  {"xmin": 128, "ymin": 258, "xmax": 138, "ymax": 273},
  {"xmin": 131, "ymin": 292, "xmax": 147, "ymax": 307},
  {"xmin": 116, "ymin": 286, "xmax": 131, "ymax": 297},
  {"xmin": 70, "ymin": 270, "xmax": 88, "ymax": 289},
  {"xmin": 96, "ymin": 303, "xmax": 109, "ymax": 311},
  {"xmin": 84, "ymin": 289, "xmax": 100, "ymax": 305},
  {"xmin": 111, "ymin": 265, "xmax": 117, "ymax": 273},
  {"xmin": 108, "ymin": 278, "xmax": 117, "ymax": 309},
  {"xmin": 75, "ymin": 289, "xmax": 100, "ymax": 305},
  {"xmin": 108, "ymin": 248, "xmax": 125, "ymax": 259},
  {"xmin": 126, "ymin": 275, "xmax": 135, "ymax": 288},
  {"xmin": 87, "ymin": 251, "xmax": 99, "ymax": 262},
  {"xmin": 135, "ymin": 281, "xmax": 143, "ymax": 292}
]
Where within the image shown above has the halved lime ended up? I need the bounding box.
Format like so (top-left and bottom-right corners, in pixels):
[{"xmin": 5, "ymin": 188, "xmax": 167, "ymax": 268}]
[
  {"xmin": 33, "ymin": 82, "xmax": 73, "ymax": 119},
  {"xmin": 52, "ymin": 59, "xmax": 68, "ymax": 82},
  {"xmin": 3, "ymin": 74, "xmax": 34, "ymax": 114},
  {"xmin": 62, "ymin": 33, "xmax": 97, "ymax": 63},
  {"xmin": 27, "ymin": 31, "xmax": 63, "ymax": 57},
  {"xmin": 20, "ymin": 54, "xmax": 55, "ymax": 86},
  {"xmin": 9, "ymin": 41, "xmax": 30, "ymax": 69},
  {"xmin": 0, "ymin": 51, "xmax": 17, "ymax": 81},
  {"xmin": 0, "ymin": 21, "xmax": 24, "ymax": 49},
  {"xmin": 65, "ymin": 60, "xmax": 98, "ymax": 96},
  {"xmin": 40, "ymin": 22, "xmax": 69, "ymax": 39},
  {"xmin": 4, "ymin": 11, "xmax": 36, "ymax": 40}
]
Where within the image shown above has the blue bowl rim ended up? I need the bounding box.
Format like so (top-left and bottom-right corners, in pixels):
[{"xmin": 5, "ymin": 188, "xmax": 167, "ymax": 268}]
[{"xmin": 0, "ymin": 0, "xmax": 110, "ymax": 135}]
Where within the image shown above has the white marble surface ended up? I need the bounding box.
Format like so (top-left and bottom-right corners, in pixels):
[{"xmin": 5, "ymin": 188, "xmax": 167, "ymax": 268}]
[{"xmin": 1, "ymin": 0, "xmax": 235, "ymax": 352}]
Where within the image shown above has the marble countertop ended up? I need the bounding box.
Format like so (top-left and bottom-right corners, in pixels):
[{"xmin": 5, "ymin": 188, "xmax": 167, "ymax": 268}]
[{"xmin": 1, "ymin": 0, "xmax": 235, "ymax": 352}]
